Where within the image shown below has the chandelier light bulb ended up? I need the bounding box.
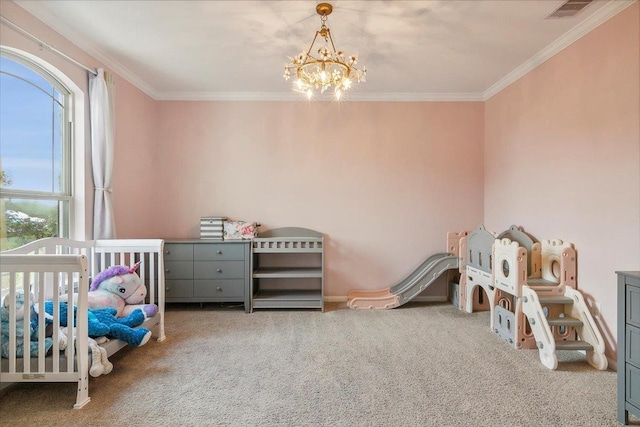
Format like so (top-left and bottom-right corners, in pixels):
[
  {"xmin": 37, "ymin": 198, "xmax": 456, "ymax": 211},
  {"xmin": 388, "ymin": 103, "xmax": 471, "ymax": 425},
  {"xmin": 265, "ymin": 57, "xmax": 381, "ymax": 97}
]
[{"xmin": 284, "ymin": 2, "xmax": 366, "ymax": 100}]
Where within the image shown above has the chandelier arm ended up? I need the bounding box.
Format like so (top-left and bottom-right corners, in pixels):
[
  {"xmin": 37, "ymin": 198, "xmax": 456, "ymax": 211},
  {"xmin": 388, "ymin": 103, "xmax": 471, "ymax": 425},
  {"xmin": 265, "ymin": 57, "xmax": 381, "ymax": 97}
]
[
  {"xmin": 342, "ymin": 64, "xmax": 351, "ymax": 78},
  {"xmin": 305, "ymin": 31, "xmax": 322, "ymax": 59},
  {"xmin": 297, "ymin": 59, "xmax": 321, "ymax": 79},
  {"xmin": 325, "ymin": 29, "xmax": 339, "ymax": 56},
  {"xmin": 324, "ymin": 29, "xmax": 352, "ymax": 79},
  {"xmin": 294, "ymin": 30, "xmax": 323, "ymax": 80},
  {"xmin": 285, "ymin": 30, "xmax": 322, "ymax": 76}
]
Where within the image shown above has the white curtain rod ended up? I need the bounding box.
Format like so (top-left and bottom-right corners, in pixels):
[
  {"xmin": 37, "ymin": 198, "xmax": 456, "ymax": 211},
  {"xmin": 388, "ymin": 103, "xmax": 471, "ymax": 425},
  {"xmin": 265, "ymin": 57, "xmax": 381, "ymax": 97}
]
[{"xmin": 0, "ymin": 15, "xmax": 98, "ymax": 76}]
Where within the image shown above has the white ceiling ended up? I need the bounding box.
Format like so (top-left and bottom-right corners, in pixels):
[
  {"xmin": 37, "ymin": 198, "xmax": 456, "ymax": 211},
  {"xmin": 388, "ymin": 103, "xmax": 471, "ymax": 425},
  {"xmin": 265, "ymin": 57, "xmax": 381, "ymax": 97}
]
[{"xmin": 13, "ymin": 0, "xmax": 634, "ymax": 101}]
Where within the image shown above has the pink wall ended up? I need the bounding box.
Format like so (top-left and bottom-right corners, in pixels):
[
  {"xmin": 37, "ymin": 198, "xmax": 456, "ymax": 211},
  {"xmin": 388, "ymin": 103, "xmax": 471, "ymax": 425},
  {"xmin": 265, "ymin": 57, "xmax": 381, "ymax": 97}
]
[
  {"xmin": 111, "ymin": 79, "xmax": 158, "ymax": 237},
  {"xmin": 484, "ymin": 3, "xmax": 640, "ymax": 360},
  {"xmin": 156, "ymin": 101, "xmax": 485, "ymax": 296}
]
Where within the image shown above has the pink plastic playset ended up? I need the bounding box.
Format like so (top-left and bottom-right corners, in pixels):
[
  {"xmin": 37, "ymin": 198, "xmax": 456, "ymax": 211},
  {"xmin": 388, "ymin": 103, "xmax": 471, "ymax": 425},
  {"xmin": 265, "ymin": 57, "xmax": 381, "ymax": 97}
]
[{"xmin": 346, "ymin": 224, "xmax": 607, "ymax": 371}]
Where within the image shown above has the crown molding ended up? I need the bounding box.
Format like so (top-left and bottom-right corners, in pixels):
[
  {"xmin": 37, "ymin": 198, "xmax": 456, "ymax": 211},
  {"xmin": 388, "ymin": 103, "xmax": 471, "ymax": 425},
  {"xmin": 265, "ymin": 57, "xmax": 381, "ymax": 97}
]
[
  {"xmin": 483, "ymin": 0, "xmax": 637, "ymax": 100},
  {"xmin": 14, "ymin": 0, "xmax": 160, "ymax": 99},
  {"xmin": 156, "ymin": 92, "xmax": 307, "ymax": 101},
  {"xmin": 155, "ymin": 91, "xmax": 485, "ymax": 102},
  {"xmin": 341, "ymin": 92, "xmax": 485, "ymax": 102}
]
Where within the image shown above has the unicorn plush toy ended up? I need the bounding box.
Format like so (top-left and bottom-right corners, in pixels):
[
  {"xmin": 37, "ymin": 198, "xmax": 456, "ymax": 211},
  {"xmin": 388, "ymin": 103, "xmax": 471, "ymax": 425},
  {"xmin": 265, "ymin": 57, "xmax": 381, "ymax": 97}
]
[{"xmin": 88, "ymin": 262, "xmax": 158, "ymax": 318}]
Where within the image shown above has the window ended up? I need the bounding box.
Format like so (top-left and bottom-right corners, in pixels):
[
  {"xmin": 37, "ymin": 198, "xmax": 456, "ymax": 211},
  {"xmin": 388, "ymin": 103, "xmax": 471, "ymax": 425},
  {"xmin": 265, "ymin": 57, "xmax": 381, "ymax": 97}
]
[{"xmin": 0, "ymin": 52, "xmax": 72, "ymax": 250}]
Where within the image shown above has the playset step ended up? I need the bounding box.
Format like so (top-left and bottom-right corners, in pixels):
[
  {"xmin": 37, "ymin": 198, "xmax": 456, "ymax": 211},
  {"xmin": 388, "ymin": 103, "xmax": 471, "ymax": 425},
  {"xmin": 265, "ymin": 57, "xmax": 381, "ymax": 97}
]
[
  {"xmin": 547, "ymin": 316, "xmax": 583, "ymax": 327},
  {"xmin": 537, "ymin": 295, "xmax": 574, "ymax": 305},
  {"xmin": 522, "ymin": 285, "xmax": 607, "ymax": 370},
  {"xmin": 554, "ymin": 340, "xmax": 593, "ymax": 351}
]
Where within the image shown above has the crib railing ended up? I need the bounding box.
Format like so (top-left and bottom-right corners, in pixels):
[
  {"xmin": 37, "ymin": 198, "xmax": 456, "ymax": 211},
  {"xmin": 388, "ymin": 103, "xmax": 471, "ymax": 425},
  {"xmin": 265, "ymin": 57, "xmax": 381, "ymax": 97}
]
[
  {"xmin": 0, "ymin": 254, "xmax": 90, "ymax": 408},
  {"xmin": 3, "ymin": 238, "xmax": 166, "ymax": 343},
  {"xmin": 1, "ymin": 237, "xmax": 166, "ymax": 408}
]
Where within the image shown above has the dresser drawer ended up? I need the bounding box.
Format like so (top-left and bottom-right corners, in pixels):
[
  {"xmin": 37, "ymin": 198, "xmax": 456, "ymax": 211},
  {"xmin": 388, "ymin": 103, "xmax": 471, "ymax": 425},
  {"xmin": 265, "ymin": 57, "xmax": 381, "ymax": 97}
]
[
  {"xmin": 194, "ymin": 243, "xmax": 245, "ymax": 261},
  {"xmin": 627, "ymin": 276, "xmax": 640, "ymax": 287},
  {"xmin": 627, "ymin": 284, "xmax": 640, "ymax": 328},
  {"xmin": 627, "ymin": 324, "xmax": 640, "ymax": 367},
  {"xmin": 627, "ymin": 364, "xmax": 640, "ymax": 410},
  {"xmin": 194, "ymin": 279, "xmax": 244, "ymax": 298},
  {"xmin": 165, "ymin": 279, "xmax": 194, "ymax": 298},
  {"xmin": 194, "ymin": 260, "xmax": 245, "ymax": 279},
  {"xmin": 164, "ymin": 243, "xmax": 193, "ymax": 261},
  {"xmin": 164, "ymin": 261, "xmax": 194, "ymax": 279}
]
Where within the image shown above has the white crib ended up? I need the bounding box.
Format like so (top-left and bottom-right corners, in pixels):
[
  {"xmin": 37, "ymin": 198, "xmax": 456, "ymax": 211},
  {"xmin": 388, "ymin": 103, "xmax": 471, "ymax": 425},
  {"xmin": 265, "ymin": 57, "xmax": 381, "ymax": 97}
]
[{"xmin": 0, "ymin": 238, "xmax": 166, "ymax": 408}]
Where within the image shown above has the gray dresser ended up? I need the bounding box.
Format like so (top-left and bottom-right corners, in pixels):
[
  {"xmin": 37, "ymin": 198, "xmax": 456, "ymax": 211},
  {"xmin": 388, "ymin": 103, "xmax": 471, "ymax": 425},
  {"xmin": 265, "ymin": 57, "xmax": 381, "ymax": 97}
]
[
  {"xmin": 618, "ymin": 271, "xmax": 640, "ymax": 424},
  {"xmin": 164, "ymin": 240, "xmax": 251, "ymax": 313}
]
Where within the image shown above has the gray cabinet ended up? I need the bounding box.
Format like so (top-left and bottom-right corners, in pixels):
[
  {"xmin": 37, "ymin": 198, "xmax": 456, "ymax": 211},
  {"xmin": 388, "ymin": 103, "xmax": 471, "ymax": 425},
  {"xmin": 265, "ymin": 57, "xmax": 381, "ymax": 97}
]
[
  {"xmin": 251, "ymin": 227, "xmax": 324, "ymax": 312},
  {"xmin": 618, "ymin": 271, "xmax": 640, "ymax": 424},
  {"xmin": 165, "ymin": 240, "xmax": 251, "ymax": 313}
]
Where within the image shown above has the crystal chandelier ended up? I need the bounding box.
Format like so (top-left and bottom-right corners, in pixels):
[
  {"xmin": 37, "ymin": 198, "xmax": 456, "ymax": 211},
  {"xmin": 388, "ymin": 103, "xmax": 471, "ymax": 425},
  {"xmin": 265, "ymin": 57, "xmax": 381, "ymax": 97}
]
[{"xmin": 283, "ymin": 3, "xmax": 366, "ymax": 100}]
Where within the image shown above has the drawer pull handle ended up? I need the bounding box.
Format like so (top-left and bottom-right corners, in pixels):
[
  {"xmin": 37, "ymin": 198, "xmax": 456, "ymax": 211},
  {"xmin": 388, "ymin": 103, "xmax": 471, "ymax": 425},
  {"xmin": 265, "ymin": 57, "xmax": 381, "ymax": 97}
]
[
  {"xmin": 165, "ymin": 250, "xmax": 170, "ymax": 254},
  {"xmin": 216, "ymin": 250, "xmax": 222, "ymax": 255},
  {"xmin": 165, "ymin": 269, "xmax": 170, "ymax": 273},
  {"xmin": 216, "ymin": 286, "xmax": 222, "ymax": 291},
  {"xmin": 216, "ymin": 268, "xmax": 222, "ymax": 273}
]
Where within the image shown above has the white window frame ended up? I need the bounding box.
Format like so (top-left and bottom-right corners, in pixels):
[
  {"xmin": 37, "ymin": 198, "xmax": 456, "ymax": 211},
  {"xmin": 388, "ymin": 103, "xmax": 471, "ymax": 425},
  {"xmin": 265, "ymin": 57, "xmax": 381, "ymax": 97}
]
[{"xmin": 1, "ymin": 46, "xmax": 86, "ymax": 244}]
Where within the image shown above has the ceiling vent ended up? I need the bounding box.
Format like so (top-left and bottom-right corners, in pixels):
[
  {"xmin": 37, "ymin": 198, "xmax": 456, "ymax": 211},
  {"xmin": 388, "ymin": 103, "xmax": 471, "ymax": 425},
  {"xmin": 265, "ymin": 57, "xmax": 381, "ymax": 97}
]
[{"xmin": 547, "ymin": 0, "xmax": 593, "ymax": 18}]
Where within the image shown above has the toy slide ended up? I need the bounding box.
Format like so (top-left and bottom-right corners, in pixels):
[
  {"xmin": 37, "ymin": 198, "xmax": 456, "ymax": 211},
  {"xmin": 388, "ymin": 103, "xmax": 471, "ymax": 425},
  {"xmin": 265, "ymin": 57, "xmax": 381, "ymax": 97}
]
[{"xmin": 347, "ymin": 253, "xmax": 459, "ymax": 309}]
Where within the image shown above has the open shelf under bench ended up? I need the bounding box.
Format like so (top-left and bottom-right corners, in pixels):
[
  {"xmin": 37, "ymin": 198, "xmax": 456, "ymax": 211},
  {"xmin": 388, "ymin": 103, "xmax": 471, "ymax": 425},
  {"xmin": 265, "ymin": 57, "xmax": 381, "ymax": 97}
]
[
  {"xmin": 253, "ymin": 267, "xmax": 323, "ymax": 278},
  {"xmin": 252, "ymin": 289, "xmax": 323, "ymax": 309},
  {"xmin": 251, "ymin": 227, "xmax": 324, "ymax": 312}
]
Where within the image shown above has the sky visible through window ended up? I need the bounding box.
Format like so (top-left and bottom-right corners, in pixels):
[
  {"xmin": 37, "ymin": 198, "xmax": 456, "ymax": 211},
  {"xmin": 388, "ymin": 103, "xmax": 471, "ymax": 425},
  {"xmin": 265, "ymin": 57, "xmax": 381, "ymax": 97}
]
[{"xmin": 0, "ymin": 56, "xmax": 64, "ymax": 194}]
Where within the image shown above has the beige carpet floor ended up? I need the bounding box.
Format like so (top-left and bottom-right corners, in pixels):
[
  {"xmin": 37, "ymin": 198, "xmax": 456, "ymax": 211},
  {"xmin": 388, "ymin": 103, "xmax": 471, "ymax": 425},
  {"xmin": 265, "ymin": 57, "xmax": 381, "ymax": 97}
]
[{"xmin": 0, "ymin": 302, "xmax": 625, "ymax": 426}]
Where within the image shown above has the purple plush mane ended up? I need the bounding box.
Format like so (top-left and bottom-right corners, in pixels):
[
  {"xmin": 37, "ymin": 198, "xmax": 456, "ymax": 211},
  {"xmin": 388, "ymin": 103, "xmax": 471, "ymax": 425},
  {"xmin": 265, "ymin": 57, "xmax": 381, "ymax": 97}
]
[{"xmin": 90, "ymin": 263, "xmax": 139, "ymax": 291}]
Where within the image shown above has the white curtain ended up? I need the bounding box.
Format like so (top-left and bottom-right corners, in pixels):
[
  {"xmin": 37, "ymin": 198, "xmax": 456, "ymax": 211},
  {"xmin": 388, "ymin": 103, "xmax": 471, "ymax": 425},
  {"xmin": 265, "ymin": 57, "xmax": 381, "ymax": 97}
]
[{"xmin": 89, "ymin": 68, "xmax": 116, "ymax": 239}]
